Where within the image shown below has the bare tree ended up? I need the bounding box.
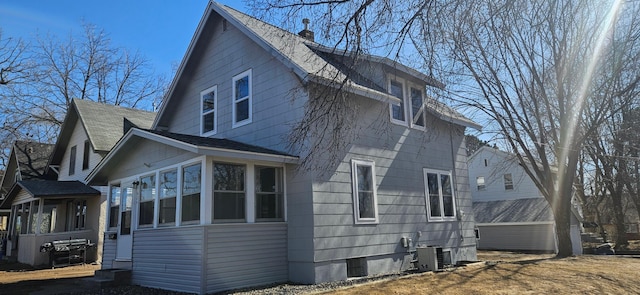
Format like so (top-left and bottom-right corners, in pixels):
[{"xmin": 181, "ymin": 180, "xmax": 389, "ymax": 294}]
[
  {"xmin": 251, "ymin": 0, "xmax": 640, "ymax": 256},
  {"xmin": 0, "ymin": 23, "xmax": 165, "ymax": 159}
]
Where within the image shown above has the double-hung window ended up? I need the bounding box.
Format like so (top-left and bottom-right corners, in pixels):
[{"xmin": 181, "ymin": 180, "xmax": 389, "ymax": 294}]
[
  {"xmin": 181, "ymin": 164, "xmax": 202, "ymax": 223},
  {"xmin": 409, "ymin": 86, "xmax": 425, "ymax": 128},
  {"xmin": 504, "ymin": 173, "xmax": 514, "ymax": 190},
  {"xmin": 255, "ymin": 166, "xmax": 284, "ymax": 221},
  {"xmin": 138, "ymin": 174, "xmax": 155, "ymax": 227},
  {"xmin": 69, "ymin": 145, "xmax": 77, "ymax": 176},
  {"xmin": 213, "ymin": 163, "xmax": 246, "ymax": 222},
  {"xmin": 82, "ymin": 140, "xmax": 90, "ymax": 170},
  {"xmin": 201, "ymin": 86, "xmax": 217, "ymax": 135},
  {"xmin": 109, "ymin": 184, "xmax": 120, "ymax": 228},
  {"xmin": 389, "ymin": 79, "xmax": 405, "ymax": 124},
  {"xmin": 424, "ymin": 169, "xmax": 456, "ymax": 221},
  {"xmin": 158, "ymin": 169, "xmax": 177, "ymax": 225},
  {"xmin": 232, "ymin": 69, "xmax": 252, "ymax": 128},
  {"xmin": 351, "ymin": 159, "xmax": 378, "ymax": 224},
  {"xmin": 476, "ymin": 176, "xmax": 486, "ymax": 191}
]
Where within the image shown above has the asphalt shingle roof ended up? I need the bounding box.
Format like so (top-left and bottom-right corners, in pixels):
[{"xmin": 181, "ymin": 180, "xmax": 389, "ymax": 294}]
[
  {"xmin": 14, "ymin": 140, "xmax": 55, "ymax": 180},
  {"xmin": 74, "ymin": 99, "xmax": 156, "ymax": 152},
  {"xmin": 473, "ymin": 197, "xmax": 553, "ymax": 223},
  {"xmin": 15, "ymin": 180, "xmax": 100, "ymax": 197},
  {"xmin": 146, "ymin": 129, "xmax": 296, "ymax": 158}
]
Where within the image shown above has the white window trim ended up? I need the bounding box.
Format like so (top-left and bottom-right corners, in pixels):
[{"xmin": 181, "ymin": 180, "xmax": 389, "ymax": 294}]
[
  {"xmin": 476, "ymin": 176, "xmax": 486, "ymax": 191},
  {"xmin": 200, "ymin": 85, "xmax": 218, "ymax": 136},
  {"xmin": 423, "ymin": 168, "xmax": 457, "ymax": 222},
  {"xmin": 504, "ymin": 173, "xmax": 514, "ymax": 190},
  {"xmin": 108, "ymin": 157, "xmax": 206, "ymax": 230},
  {"xmin": 351, "ymin": 159, "xmax": 379, "ymax": 224},
  {"xmin": 137, "ymin": 173, "xmax": 157, "ymax": 229},
  {"xmin": 107, "ymin": 183, "xmax": 121, "ymax": 231},
  {"xmin": 232, "ymin": 69, "xmax": 252, "ymax": 128},
  {"xmin": 388, "ymin": 77, "xmax": 407, "ymax": 126},
  {"xmin": 407, "ymin": 83, "xmax": 427, "ymax": 130}
]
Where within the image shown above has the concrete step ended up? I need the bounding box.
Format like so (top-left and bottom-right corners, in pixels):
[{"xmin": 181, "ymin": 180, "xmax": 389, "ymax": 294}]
[{"xmin": 84, "ymin": 268, "xmax": 132, "ymax": 288}]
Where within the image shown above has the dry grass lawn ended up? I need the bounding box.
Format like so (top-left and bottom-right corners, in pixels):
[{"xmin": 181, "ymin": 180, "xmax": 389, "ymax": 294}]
[{"xmin": 321, "ymin": 252, "xmax": 640, "ymax": 295}]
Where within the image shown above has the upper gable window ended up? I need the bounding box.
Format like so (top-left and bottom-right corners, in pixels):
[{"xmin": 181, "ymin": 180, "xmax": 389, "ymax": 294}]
[
  {"xmin": 82, "ymin": 140, "xmax": 90, "ymax": 170},
  {"xmin": 389, "ymin": 79, "xmax": 405, "ymax": 124},
  {"xmin": 410, "ymin": 86, "xmax": 425, "ymax": 128},
  {"xmin": 232, "ymin": 69, "xmax": 252, "ymax": 128},
  {"xmin": 201, "ymin": 86, "xmax": 217, "ymax": 136},
  {"xmin": 69, "ymin": 145, "xmax": 77, "ymax": 176},
  {"xmin": 389, "ymin": 76, "xmax": 428, "ymax": 129}
]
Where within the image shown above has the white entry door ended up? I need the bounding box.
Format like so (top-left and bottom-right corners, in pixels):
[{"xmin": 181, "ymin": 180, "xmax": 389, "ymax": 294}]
[{"xmin": 116, "ymin": 181, "xmax": 135, "ymax": 261}]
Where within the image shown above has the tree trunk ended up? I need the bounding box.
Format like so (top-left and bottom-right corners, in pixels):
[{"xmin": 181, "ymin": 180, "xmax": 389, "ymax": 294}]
[
  {"xmin": 554, "ymin": 192, "xmax": 574, "ymax": 257},
  {"xmin": 611, "ymin": 191, "xmax": 629, "ymax": 250}
]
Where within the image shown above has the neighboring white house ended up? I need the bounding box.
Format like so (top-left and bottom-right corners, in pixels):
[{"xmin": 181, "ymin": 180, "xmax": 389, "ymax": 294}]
[
  {"xmin": 469, "ymin": 146, "xmax": 583, "ymax": 254},
  {"xmin": 0, "ymin": 99, "xmax": 155, "ymax": 266},
  {"xmin": 86, "ymin": 2, "xmax": 482, "ymax": 294}
]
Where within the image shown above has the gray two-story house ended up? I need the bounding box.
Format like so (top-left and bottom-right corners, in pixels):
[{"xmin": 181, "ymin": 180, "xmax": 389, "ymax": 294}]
[{"xmin": 87, "ymin": 2, "xmax": 481, "ymax": 294}]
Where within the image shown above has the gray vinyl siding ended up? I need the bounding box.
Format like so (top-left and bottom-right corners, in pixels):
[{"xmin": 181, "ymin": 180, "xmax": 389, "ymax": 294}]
[
  {"xmin": 101, "ymin": 233, "xmax": 116, "ymax": 269},
  {"xmin": 309, "ymin": 94, "xmax": 477, "ymax": 272},
  {"xmin": 105, "ymin": 139, "xmax": 199, "ymax": 181},
  {"xmin": 205, "ymin": 223, "xmax": 287, "ymax": 294},
  {"xmin": 164, "ymin": 14, "xmax": 305, "ymax": 153},
  {"xmin": 130, "ymin": 224, "xmax": 287, "ymax": 294},
  {"xmin": 476, "ymin": 223, "xmax": 557, "ymax": 251},
  {"xmin": 468, "ymin": 148, "xmax": 543, "ymax": 201},
  {"xmin": 132, "ymin": 227, "xmax": 204, "ymax": 294},
  {"xmin": 58, "ymin": 120, "xmax": 103, "ymax": 181}
]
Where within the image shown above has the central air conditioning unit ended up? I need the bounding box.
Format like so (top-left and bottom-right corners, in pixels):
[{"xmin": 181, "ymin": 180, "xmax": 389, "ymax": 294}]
[{"xmin": 416, "ymin": 246, "xmax": 444, "ymax": 271}]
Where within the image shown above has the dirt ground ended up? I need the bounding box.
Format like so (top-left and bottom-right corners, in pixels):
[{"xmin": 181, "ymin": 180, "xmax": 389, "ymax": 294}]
[
  {"xmin": 322, "ymin": 252, "xmax": 640, "ymax": 295},
  {"xmin": 0, "ymin": 262, "xmax": 99, "ymax": 294},
  {"xmin": 2, "ymin": 250, "xmax": 640, "ymax": 295}
]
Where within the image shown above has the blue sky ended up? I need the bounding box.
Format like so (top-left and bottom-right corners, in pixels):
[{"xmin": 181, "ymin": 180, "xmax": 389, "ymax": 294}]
[{"xmin": 0, "ymin": 0, "xmax": 246, "ymax": 79}]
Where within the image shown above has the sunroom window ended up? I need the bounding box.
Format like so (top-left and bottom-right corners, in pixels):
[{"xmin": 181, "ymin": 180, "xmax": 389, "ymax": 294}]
[
  {"xmin": 255, "ymin": 166, "xmax": 284, "ymax": 221},
  {"xmin": 181, "ymin": 164, "xmax": 201, "ymax": 223},
  {"xmin": 213, "ymin": 163, "xmax": 246, "ymax": 222},
  {"xmin": 159, "ymin": 169, "xmax": 177, "ymax": 225},
  {"xmin": 109, "ymin": 184, "xmax": 120, "ymax": 228},
  {"xmin": 139, "ymin": 174, "xmax": 156, "ymax": 227}
]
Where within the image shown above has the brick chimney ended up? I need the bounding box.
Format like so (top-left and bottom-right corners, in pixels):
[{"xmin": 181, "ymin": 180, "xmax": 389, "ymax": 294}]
[{"xmin": 298, "ymin": 18, "xmax": 314, "ymax": 42}]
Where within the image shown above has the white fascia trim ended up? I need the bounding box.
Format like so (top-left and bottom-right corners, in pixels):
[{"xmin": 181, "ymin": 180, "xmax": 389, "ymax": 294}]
[
  {"xmin": 476, "ymin": 221, "xmax": 555, "ymax": 226},
  {"xmin": 153, "ymin": 3, "xmax": 214, "ymax": 129}
]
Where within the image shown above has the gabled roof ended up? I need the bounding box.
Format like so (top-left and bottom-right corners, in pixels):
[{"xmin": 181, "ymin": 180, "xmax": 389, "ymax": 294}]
[
  {"xmin": 0, "ymin": 180, "xmax": 100, "ymax": 209},
  {"xmin": 13, "ymin": 141, "xmax": 56, "ymax": 180},
  {"xmin": 49, "ymin": 99, "xmax": 156, "ymax": 166},
  {"xmin": 473, "ymin": 197, "xmax": 553, "ymax": 223},
  {"xmin": 87, "ymin": 128, "xmax": 299, "ymax": 185},
  {"xmin": 154, "ymin": 1, "xmax": 479, "ymax": 130}
]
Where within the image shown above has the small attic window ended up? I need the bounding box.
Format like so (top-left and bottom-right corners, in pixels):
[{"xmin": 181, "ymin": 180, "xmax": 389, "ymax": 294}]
[{"xmin": 223, "ymin": 19, "xmax": 228, "ymax": 31}]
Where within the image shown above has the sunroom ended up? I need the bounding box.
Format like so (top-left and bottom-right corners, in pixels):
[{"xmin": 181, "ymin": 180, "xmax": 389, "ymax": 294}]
[
  {"xmin": 86, "ymin": 129, "xmax": 298, "ymax": 293},
  {"xmin": 0, "ymin": 180, "xmax": 101, "ymax": 266}
]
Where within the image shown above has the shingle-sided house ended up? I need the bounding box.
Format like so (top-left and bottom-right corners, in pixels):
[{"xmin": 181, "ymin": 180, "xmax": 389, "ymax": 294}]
[
  {"xmin": 469, "ymin": 146, "xmax": 583, "ymax": 253},
  {"xmin": 0, "ymin": 99, "xmax": 155, "ymax": 266},
  {"xmin": 86, "ymin": 2, "xmax": 481, "ymax": 294}
]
